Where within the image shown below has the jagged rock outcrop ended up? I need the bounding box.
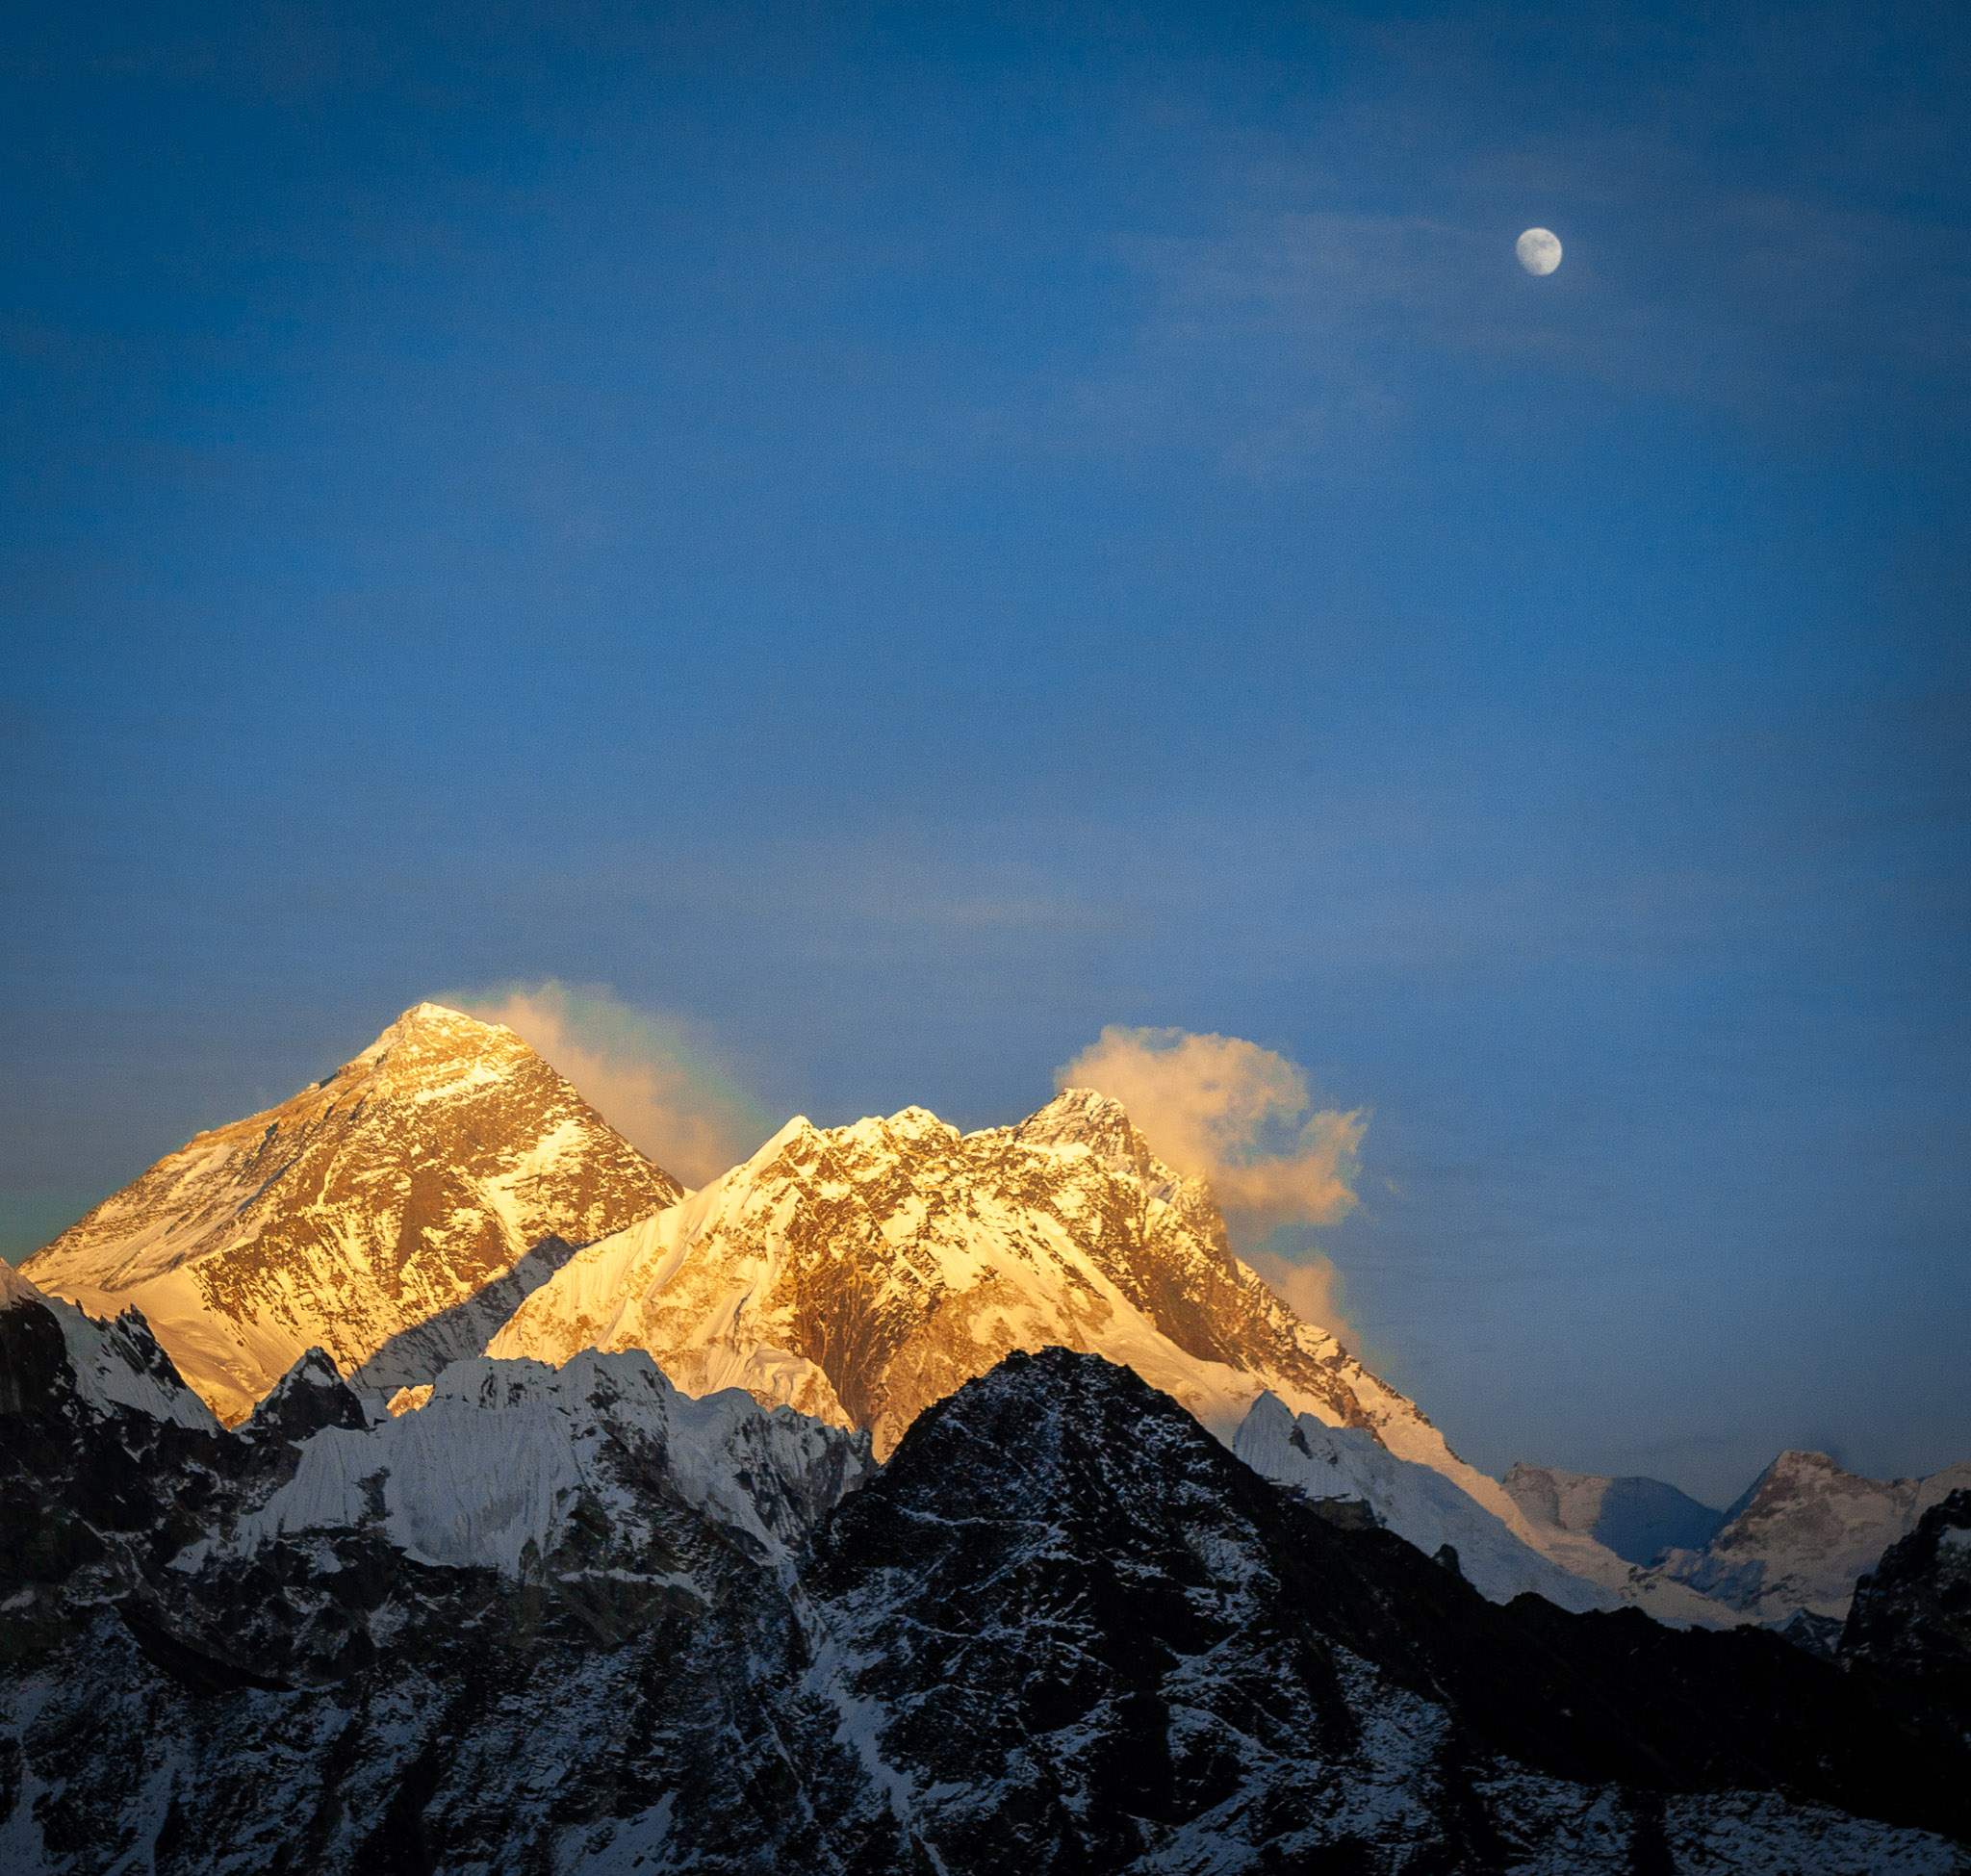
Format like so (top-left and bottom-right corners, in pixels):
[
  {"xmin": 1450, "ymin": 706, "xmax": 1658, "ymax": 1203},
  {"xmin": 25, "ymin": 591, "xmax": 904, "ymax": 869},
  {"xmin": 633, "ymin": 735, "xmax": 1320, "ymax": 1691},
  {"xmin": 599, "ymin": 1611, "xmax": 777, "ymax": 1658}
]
[
  {"xmin": 801, "ymin": 1349, "xmax": 1971, "ymax": 1870},
  {"xmin": 1842, "ymin": 1488, "xmax": 1971, "ymax": 1699},
  {"xmin": 0, "ymin": 1265, "xmax": 876, "ymax": 1869},
  {"xmin": 22, "ymin": 1004, "xmax": 680, "ymax": 1421}
]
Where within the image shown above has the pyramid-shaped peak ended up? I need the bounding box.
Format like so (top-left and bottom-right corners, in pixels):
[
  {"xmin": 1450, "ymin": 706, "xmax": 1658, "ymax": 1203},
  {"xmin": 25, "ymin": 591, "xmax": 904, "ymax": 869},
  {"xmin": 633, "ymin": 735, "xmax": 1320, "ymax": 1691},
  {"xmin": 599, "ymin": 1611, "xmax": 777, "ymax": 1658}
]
[
  {"xmin": 1718, "ymin": 1449, "xmax": 1881, "ymax": 1530},
  {"xmin": 1771, "ymin": 1450, "xmax": 1848, "ymax": 1476},
  {"xmin": 1013, "ymin": 1087, "xmax": 1178, "ymax": 1191},
  {"xmin": 244, "ymin": 1347, "xmax": 370, "ymax": 1442},
  {"xmin": 1016, "ymin": 1086, "xmax": 1134, "ymax": 1142},
  {"xmin": 22, "ymin": 998, "xmax": 682, "ymax": 1422},
  {"xmin": 1742, "ymin": 1450, "xmax": 1857, "ymax": 1494},
  {"xmin": 761, "ymin": 1115, "xmax": 820, "ymax": 1152},
  {"xmin": 346, "ymin": 999, "xmax": 513, "ymax": 1066}
]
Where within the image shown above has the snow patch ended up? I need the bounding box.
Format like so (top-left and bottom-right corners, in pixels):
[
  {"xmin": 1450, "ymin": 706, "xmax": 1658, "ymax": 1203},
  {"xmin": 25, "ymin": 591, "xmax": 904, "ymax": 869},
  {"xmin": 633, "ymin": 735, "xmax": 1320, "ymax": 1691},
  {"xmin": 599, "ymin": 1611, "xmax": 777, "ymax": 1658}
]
[
  {"xmin": 201, "ymin": 1349, "xmax": 867, "ymax": 1579},
  {"xmin": 1235, "ymin": 1393, "xmax": 1618, "ymax": 1613}
]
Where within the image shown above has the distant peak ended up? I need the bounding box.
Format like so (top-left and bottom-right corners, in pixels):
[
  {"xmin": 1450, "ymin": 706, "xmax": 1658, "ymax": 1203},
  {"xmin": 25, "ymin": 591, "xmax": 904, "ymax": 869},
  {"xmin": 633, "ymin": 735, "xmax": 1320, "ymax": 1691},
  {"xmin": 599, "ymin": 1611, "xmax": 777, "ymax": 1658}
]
[
  {"xmin": 1718, "ymin": 1449, "xmax": 1863, "ymax": 1529},
  {"xmin": 1036, "ymin": 1086, "xmax": 1126, "ymax": 1121},
  {"xmin": 401, "ymin": 1000, "xmax": 500, "ymax": 1029},
  {"xmin": 1015, "ymin": 1086, "xmax": 1134, "ymax": 1141},
  {"xmin": 1752, "ymin": 1450, "xmax": 1854, "ymax": 1489}
]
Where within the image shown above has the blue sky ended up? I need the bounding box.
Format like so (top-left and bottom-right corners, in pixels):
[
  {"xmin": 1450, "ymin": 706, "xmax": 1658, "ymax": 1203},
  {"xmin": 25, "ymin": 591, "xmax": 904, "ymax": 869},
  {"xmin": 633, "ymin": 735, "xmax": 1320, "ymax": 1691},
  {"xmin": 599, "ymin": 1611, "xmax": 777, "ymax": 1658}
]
[{"xmin": 4, "ymin": 1, "xmax": 1966, "ymax": 1502}]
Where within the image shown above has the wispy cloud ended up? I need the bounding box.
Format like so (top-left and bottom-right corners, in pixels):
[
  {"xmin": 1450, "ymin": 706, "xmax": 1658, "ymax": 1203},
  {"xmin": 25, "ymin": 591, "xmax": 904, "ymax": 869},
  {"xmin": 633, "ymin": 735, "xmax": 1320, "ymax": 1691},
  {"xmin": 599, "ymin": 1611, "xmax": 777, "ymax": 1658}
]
[
  {"xmin": 1242, "ymin": 1248, "xmax": 1356, "ymax": 1350},
  {"xmin": 450, "ymin": 981, "xmax": 769, "ymax": 1188},
  {"xmin": 1058, "ymin": 1024, "xmax": 1365, "ymax": 1227},
  {"xmin": 1056, "ymin": 1024, "xmax": 1366, "ymax": 1336}
]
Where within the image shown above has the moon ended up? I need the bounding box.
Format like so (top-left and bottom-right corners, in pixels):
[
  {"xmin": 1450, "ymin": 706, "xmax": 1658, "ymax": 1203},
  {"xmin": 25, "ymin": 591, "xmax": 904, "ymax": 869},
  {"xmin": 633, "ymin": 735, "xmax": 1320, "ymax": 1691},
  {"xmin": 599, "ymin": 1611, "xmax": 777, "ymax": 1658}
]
[{"xmin": 1517, "ymin": 228, "xmax": 1562, "ymax": 275}]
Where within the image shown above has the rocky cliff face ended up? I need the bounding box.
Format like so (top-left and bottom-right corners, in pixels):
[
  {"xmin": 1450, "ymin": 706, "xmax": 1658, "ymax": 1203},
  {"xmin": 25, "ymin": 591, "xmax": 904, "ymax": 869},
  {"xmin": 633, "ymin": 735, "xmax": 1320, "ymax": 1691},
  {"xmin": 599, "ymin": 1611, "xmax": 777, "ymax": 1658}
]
[
  {"xmin": 1843, "ymin": 1489, "xmax": 1971, "ymax": 1700},
  {"xmin": 3, "ymin": 1274, "xmax": 1967, "ymax": 1875},
  {"xmin": 21, "ymin": 1005, "xmax": 680, "ymax": 1422}
]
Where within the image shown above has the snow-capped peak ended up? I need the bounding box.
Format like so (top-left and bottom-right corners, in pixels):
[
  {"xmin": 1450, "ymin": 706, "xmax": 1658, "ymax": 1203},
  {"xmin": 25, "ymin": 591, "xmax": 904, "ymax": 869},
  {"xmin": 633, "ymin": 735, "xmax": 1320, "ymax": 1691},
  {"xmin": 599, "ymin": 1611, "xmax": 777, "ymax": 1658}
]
[
  {"xmin": 20, "ymin": 1004, "xmax": 682, "ymax": 1424},
  {"xmin": 1639, "ymin": 1448, "xmax": 1971, "ymax": 1621},
  {"xmin": 488, "ymin": 1083, "xmax": 1540, "ymax": 1589}
]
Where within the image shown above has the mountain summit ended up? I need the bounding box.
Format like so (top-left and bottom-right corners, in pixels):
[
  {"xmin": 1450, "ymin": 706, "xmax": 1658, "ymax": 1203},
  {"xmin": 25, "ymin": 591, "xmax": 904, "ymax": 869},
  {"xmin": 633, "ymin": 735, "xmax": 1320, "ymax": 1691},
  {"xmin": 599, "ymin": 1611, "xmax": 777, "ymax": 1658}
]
[
  {"xmin": 16, "ymin": 1015, "xmax": 1788, "ymax": 1616},
  {"xmin": 22, "ymin": 1004, "xmax": 679, "ymax": 1421},
  {"xmin": 24, "ymin": 1031, "xmax": 1606, "ymax": 1591}
]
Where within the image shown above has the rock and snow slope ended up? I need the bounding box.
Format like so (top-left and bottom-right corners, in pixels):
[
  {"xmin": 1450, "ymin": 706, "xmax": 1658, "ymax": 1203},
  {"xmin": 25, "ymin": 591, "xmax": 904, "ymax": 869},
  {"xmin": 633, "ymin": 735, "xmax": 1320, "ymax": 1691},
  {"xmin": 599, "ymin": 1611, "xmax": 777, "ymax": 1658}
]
[
  {"xmin": 1645, "ymin": 1450, "xmax": 1971, "ymax": 1622},
  {"xmin": 21, "ymin": 1004, "xmax": 679, "ymax": 1422},
  {"xmin": 1503, "ymin": 1448, "xmax": 1971, "ymax": 1625},
  {"xmin": 27, "ymin": 1008, "xmax": 1946, "ymax": 1630},
  {"xmin": 1234, "ymin": 1392, "xmax": 1623, "ymax": 1612},
  {"xmin": 489, "ymin": 1090, "xmax": 1753, "ymax": 1611},
  {"xmin": 0, "ymin": 1261, "xmax": 217, "ymax": 1431},
  {"xmin": 5, "ymin": 1291, "xmax": 1968, "ymax": 1872},
  {"xmin": 1502, "ymin": 1461, "xmax": 1728, "ymax": 1564},
  {"xmin": 1843, "ymin": 1488, "xmax": 1971, "ymax": 1694},
  {"xmin": 489, "ymin": 1092, "xmax": 1546, "ymax": 1536},
  {"xmin": 189, "ymin": 1348, "xmax": 871, "ymax": 1582},
  {"xmin": 18, "ymin": 1008, "xmax": 1611, "ymax": 1599}
]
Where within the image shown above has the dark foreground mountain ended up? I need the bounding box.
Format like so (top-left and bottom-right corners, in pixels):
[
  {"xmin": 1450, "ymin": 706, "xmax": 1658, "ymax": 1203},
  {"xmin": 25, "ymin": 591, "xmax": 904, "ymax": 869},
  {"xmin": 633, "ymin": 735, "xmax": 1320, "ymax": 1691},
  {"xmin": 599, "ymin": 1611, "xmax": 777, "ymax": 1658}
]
[
  {"xmin": 1843, "ymin": 1486, "xmax": 1971, "ymax": 1700},
  {"xmin": 3, "ymin": 1268, "xmax": 1967, "ymax": 1873}
]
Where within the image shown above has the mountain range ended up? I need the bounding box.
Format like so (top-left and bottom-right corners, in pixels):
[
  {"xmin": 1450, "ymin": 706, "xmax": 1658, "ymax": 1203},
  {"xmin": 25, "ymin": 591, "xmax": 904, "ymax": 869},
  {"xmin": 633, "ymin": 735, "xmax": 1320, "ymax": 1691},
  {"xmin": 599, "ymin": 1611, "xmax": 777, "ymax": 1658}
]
[
  {"xmin": 6, "ymin": 1000, "xmax": 1969, "ymax": 1869},
  {"xmin": 3, "ymin": 1263, "xmax": 1969, "ymax": 1872},
  {"xmin": 23, "ymin": 1002, "xmax": 1958, "ymax": 1632},
  {"xmin": 1507, "ymin": 1449, "xmax": 1971, "ymax": 1637}
]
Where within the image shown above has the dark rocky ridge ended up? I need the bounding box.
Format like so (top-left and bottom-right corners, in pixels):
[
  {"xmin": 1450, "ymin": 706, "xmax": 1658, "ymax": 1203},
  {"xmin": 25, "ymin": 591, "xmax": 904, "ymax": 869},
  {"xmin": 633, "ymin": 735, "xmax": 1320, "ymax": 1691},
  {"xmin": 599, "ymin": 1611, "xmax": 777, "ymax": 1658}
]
[
  {"xmin": 1843, "ymin": 1488, "xmax": 1971, "ymax": 1699},
  {"xmin": 810, "ymin": 1349, "xmax": 1971, "ymax": 1865},
  {"xmin": 3, "ymin": 1285, "xmax": 1967, "ymax": 1873}
]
